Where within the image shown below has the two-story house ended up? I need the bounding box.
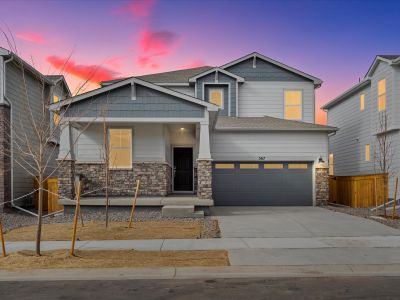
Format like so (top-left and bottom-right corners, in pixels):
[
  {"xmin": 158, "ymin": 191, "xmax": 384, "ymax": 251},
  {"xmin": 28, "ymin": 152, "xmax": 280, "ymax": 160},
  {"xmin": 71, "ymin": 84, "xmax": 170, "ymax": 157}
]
[
  {"xmin": 52, "ymin": 52, "xmax": 336, "ymax": 208},
  {"xmin": 0, "ymin": 48, "xmax": 70, "ymax": 210},
  {"xmin": 322, "ymin": 55, "xmax": 400, "ymax": 197}
]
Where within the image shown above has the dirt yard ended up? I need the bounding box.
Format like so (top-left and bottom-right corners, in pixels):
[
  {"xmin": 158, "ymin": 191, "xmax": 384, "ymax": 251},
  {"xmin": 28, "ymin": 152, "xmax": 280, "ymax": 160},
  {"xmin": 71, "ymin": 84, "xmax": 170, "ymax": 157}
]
[
  {"xmin": 4, "ymin": 220, "xmax": 220, "ymax": 241},
  {"xmin": 0, "ymin": 249, "xmax": 230, "ymax": 270}
]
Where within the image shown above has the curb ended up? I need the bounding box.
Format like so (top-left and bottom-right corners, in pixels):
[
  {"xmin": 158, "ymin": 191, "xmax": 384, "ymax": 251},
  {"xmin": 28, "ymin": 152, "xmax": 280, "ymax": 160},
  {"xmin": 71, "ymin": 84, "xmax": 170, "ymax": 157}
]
[{"xmin": 2, "ymin": 264, "xmax": 400, "ymax": 281}]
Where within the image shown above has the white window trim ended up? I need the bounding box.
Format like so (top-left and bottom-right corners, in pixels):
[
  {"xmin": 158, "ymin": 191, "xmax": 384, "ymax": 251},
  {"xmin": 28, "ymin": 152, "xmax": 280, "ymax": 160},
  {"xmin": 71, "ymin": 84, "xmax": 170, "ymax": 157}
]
[
  {"xmin": 378, "ymin": 78, "xmax": 386, "ymax": 112},
  {"xmin": 284, "ymin": 89, "xmax": 303, "ymax": 121},
  {"xmin": 108, "ymin": 128, "xmax": 133, "ymax": 170},
  {"xmin": 360, "ymin": 94, "xmax": 365, "ymax": 111},
  {"xmin": 208, "ymin": 88, "xmax": 224, "ymax": 109}
]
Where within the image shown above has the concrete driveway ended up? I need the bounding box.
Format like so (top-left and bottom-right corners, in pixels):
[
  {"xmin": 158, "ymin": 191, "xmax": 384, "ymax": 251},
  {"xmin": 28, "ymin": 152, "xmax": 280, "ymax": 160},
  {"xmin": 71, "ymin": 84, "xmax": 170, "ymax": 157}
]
[{"xmin": 210, "ymin": 206, "xmax": 400, "ymax": 238}]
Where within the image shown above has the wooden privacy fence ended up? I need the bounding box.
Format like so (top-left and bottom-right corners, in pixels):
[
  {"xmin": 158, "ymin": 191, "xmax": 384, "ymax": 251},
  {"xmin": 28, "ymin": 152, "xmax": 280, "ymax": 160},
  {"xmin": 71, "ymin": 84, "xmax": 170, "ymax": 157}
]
[
  {"xmin": 34, "ymin": 177, "xmax": 63, "ymax": 213},
  {"xmin": 329, "ymin": 174, "xmax": 388, "ymax": 208}
]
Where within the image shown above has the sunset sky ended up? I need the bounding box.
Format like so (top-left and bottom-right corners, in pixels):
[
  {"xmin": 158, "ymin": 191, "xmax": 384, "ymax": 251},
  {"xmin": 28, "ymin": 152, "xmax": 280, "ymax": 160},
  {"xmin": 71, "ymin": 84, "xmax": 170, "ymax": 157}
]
[{"xmin": 1, "ymin": 0, "xmax": 399, "ymax": 124}]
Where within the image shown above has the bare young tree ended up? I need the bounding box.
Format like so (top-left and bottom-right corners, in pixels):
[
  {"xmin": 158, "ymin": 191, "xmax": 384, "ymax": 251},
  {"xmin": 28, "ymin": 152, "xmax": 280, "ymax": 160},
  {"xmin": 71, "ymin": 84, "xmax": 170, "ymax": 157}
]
[
  {"xmin": 374, "ymin": 111, "xmax": 395, "ymax": 217},
  {"xmin": 100, "ymin": 100, "xmax": 111, "ymax": 228},
  {"xmin": 0, "ymin": 30, "xmax": 99, "ymax": 255}
]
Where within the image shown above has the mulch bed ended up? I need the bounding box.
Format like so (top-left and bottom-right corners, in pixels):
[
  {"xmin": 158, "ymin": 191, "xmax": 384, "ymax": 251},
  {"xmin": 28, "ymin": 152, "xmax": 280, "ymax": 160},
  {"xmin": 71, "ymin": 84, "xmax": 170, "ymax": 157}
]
[{"xmin": 0, "ymin": 249, "xmax": 230, "ymax": 270}]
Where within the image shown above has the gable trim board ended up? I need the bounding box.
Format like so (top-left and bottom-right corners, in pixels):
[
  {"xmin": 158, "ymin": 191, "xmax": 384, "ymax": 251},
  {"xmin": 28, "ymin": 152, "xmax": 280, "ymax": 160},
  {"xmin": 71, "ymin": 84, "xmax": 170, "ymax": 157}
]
[
  {"xmin": 366, "ymin": 55, "xmax": 400, "ymax": 78},
  {"xmin": 50, "ymin": 77, "xmax": 219, "ymax": 112},
  {"xmin": 220, "ymin": 52, "xmax": 323, "ymax": 87},
  {"xmin": 189, "ymin": 67, "xmax": 245, "ymax": 83}
]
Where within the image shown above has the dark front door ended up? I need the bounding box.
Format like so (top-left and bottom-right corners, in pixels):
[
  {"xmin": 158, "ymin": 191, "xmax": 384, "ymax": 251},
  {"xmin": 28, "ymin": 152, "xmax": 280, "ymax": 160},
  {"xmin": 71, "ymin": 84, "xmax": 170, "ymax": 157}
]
[{"xmin": 173, "ymin": 147, "xmax": 193, "ymax": 191}]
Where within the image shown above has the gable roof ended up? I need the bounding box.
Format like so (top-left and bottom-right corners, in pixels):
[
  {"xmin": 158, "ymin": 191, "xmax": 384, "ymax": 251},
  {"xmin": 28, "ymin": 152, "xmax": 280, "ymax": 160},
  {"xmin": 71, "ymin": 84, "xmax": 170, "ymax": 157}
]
[
  {"xmin": 100, "ymin": 66, "xmax": 213, "ymax": 86},
  {"xmin": 188, "ymin": 67, "xmax": 245, "ymax": 82},
  {"xmin": 50, "ymin": 76, "xmax": 219, "ymax": 111},
  {"xmin": 365, "ymin": 55, "xmax": 400, "ymax": 78},
  {"xmin": 324, "ymin": 54, "xmax": 400, "ymax": 110},
  {"xmin": 0, "ymin": 47, "xmax": 72, "ymax": 96},
  {"xmin": 321, "ymin": 79, "xmax": 371, "ymax": 110},
  {"xmin": 220, "ymin": 52, "xmax": 323, "ymax": 87},
  {"xmin": 215, "ymin": 116, "xmax": 337, "ymax": 132}
]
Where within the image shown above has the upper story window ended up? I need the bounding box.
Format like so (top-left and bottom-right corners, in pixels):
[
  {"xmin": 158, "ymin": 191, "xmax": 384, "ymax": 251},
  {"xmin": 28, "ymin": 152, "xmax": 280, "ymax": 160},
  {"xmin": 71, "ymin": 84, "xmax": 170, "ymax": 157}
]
[
  {"xmin": 365, "ymin": 144, "xmax": 370, "ymax": 161},
  {"xmin": 360, "ymin": 94, "xmax": 365, "ymax": 111},
  {"xmin": 209, "ymin": 88, "xmax": 223, "ymax": 108},
  {"xmin": 378, "ymin": 79, "xmax": 386, "ymax": 111},
  {"xmin": 109, "ymin": 128, "xmax": 132, "ymax": 169},
  {"xmin": 284, "ymin": 90, "xmax": 302, "ymax": 120},
  {"xmin": 52, "ymin": 95, "xmax": 60, "ymax": 126}
]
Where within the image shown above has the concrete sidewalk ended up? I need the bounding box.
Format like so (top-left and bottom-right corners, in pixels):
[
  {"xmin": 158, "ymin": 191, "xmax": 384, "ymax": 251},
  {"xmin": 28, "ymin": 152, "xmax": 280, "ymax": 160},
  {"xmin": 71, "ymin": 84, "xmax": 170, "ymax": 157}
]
[
  {"xmin": 5, "ymin": 235, "xmax": 400, "ymax": 252},
  {"xmin": 4, "ymin": 236, "xmax": 400, "ymax": 280}
]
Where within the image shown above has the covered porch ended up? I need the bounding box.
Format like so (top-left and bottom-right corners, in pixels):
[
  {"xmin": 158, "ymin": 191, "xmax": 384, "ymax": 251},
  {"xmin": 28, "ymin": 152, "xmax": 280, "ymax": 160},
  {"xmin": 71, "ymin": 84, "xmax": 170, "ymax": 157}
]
[{"xmin": 57, "ymin": 117, "xmax": 214, "ymax": 207}]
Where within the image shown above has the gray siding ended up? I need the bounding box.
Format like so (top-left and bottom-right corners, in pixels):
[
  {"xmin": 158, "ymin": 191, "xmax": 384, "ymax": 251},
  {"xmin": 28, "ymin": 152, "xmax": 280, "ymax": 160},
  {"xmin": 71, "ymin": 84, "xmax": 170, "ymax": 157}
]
[
  {"xmin": 327, "ymin": 60, "xmax": 400, "ymax": 196},
  {"xmin": 5, "ymin": 62, "xmax": 58, "ymax": 200},
  {"xmin": 238, "ymin": 81, "xmax": 315, "ymax": 122},
  {"xmin": 75, "ymin": 123, "xmax": 166, "ymax": 162},
  {"xmin": 195, "ymin": 72, "xmax": 237, "ymax": 116},
  {"xmin": 210, "ymin": 131, "xmax": 328, "ymax": 162},
  {"xmin": 65, "ymin": 84, "xmax": 204, "ymax": 118},
  {"xmin": 226, "ymin": 57, "xmax": 312, "ymax": 82},
  {"xmin": 328, "ymin": 85, "xmax": 374, "ymax": 176}
]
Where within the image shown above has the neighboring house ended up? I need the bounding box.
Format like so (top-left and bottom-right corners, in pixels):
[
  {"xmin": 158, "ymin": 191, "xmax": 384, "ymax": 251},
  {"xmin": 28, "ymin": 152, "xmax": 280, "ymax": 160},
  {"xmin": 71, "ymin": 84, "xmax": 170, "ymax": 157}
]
[
  {"xmin": 322, "ymin": 55, "xmax": 400, "ymax": 196},
  {"xmin": 52, "ymin": 52, "xmax": 336, "ymax": 207},
  {"xmin": 0, "ymin": 48, "xmax": 70, "ymax": 210}
]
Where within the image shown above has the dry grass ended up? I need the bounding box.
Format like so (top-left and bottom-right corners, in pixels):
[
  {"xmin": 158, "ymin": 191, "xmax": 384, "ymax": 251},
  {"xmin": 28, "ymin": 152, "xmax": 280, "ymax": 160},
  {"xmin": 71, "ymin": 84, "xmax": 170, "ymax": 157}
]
[
  {"xmin": 0, "ymin": 249, "xmax": 230, "ymax": 270},
  {"xmin": 4, "ymin": 220, "xmax": 220, "ymax": 241}
]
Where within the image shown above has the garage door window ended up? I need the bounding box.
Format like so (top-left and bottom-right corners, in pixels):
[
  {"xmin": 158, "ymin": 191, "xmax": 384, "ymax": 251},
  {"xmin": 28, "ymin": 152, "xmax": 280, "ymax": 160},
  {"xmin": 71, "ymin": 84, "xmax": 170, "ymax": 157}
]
[
  {"xmin": 288, "ymin": 163, "xmax": 308, "ymax": 169},
  {"xmin": 264, "ymin": 163, "xmax": 284, "ymax": 169},
  {"xmin": 239, "ymin": 163, "xmax": 259, "ymax": 169},
  {"xmin": 215, "ymin": 163, "xmax": 235, "ymax": 169}
]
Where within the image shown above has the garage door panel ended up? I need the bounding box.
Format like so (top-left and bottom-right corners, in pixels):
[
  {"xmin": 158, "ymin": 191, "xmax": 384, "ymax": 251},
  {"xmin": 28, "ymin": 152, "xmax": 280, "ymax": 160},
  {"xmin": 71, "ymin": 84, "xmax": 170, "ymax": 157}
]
[{"xmin": 212, "ymin": 162, "xmax": 312, "ymax": 206}]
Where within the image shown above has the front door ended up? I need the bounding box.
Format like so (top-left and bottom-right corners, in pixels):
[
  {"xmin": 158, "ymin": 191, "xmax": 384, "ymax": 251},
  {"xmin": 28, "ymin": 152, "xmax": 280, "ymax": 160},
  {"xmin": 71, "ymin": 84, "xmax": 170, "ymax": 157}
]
[{"xmin": 173, "ymin": 147, "xmax": 193, "ymax": 192}]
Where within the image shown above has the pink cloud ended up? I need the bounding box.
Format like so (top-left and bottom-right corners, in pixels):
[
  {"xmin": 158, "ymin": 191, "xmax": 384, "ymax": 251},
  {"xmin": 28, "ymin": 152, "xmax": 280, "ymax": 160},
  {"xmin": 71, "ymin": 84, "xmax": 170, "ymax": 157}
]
[
  {"xmin": 114, "ymin": 0, "xmax": 156, "ymax": 19},
  {"xmin": 180, "ymin": 59, "xmax": 206, "ymax": 69},
  {"xmin": 16, "ymin": 32, "xmax": 45, "ymax": 44},
  {"xmin": 136, "ymin": 29, "xmax": 179, "ymax": 68},
  {"xmin": 46, "ymin": 56, "xmax": 118, "ymax": 84},
  {"xmin": 139, "ymin": 29, "xmax": 179, "ymax": 56}
]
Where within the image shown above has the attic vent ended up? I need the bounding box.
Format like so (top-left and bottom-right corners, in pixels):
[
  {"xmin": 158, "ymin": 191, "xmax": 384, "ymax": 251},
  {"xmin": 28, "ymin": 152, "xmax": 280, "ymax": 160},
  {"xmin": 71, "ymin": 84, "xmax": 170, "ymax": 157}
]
[{"xmin": 253, "ymin": 55, "xmax": 256, "ymax": 68}]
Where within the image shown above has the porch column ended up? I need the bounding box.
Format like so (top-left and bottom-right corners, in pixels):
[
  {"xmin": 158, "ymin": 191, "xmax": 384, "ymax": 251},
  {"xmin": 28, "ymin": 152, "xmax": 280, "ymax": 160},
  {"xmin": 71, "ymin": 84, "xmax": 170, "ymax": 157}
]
[
  {"xmin": 197, "ymin": 119, "xmax": 212, "ymax": 200},
  {"xmin": 57, "ymin": 122, "xmax": 75, "ymax": 200},
  {"xmin": 0, "ymin": 104, "xmax": 11, "ymax": 211}
]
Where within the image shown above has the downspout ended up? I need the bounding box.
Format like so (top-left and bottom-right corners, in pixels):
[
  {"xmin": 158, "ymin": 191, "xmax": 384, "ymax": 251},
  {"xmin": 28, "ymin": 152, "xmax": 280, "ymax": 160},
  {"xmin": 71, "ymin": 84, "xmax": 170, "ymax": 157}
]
[{"xmin": 3, "ymin": 55, "xmax": 14, "ymax": 205}]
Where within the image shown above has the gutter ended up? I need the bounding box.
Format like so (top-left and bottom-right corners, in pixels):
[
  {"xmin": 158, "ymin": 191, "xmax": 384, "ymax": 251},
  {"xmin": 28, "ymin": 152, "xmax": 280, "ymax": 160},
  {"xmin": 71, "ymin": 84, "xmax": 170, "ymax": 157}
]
[
  {"xmin": 214, "ymin": 127, "xmax": 338, "ymax": 133},
  {"xmin": 2, "ymin": 54, "xmax": 15, "ymax": 204}
]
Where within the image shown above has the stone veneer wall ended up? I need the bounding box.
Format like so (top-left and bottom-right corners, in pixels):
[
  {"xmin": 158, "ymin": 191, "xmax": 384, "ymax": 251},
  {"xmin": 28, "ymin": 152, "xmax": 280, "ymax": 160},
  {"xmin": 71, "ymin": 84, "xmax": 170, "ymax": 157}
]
[
  {"xmin": 74, "ymin": 162, "xmax": 172, "ymax": 197},
  {"xmin": 57, "ymin": 160, "xmax": 76, "ymax": 200},
  {"xmin": 0, "ymin": 104, "xmax": 11, "ymax": 211},
  {"xmin": 197, "ymin": 159, "xmax": 212, "ymax": 199},
  {"xmin": 315, "ymin": 165, "xmax": 329, "ymax": 206}
]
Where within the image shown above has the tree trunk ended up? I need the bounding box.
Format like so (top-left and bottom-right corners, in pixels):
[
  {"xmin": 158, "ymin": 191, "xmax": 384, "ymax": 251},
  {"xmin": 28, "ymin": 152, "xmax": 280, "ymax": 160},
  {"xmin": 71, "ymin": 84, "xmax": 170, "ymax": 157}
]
[
  {"xmin": 35, "ymin": 174, "xmax": 43, "ymax": 256},
  {"xmin": 105, "ymin": 168, "xmax": 109, "ymax": 228}
]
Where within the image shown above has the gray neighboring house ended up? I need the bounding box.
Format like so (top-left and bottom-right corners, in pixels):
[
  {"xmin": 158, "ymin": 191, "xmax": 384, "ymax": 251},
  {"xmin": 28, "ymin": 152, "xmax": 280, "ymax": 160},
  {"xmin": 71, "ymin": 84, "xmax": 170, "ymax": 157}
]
[
  {"xmin": 322, "ymin": 55, "xmax": 400, "ymax": 196},
  {"xmin": 0, "ymin": 47, "xmax": 70, "ymax": 210},
  {"xmin": 52, "ymin": 52, "xmax": 336, "ymax": 207}
]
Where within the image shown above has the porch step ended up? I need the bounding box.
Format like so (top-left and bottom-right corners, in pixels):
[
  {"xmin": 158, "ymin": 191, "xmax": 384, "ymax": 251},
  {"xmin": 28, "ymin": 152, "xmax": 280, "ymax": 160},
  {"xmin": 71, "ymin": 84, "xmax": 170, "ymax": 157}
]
[{"xmin": 161, "ymin": 205, "xmax": 204, "ymax": 218}]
